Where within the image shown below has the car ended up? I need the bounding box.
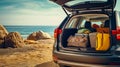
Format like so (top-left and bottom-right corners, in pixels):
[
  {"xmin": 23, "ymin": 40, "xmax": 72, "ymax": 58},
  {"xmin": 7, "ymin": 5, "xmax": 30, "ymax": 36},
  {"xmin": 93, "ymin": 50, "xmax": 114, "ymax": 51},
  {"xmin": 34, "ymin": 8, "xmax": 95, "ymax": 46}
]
[{"xmin": 50, "ymin": 0, "xmax": 120, "ymax": 67}]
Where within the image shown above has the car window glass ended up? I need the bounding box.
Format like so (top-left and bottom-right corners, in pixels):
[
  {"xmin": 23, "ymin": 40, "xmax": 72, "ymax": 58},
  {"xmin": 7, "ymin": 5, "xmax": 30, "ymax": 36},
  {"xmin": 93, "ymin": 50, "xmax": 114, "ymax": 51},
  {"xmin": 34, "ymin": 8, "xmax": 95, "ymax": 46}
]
[
  {"xmin": 118, "ymin": 12, "xmax": 120, "ymax": 26},
  {"xmin": 79, "ymin": 21, "xmax": 104, "ymax": 28},
  {"xmin": 78, "ymin": 19, "xmax": 103, "ymax": 28},
  {"xmin": 66, "ymin": 14, "xmax": 108, "ymax": 29},
  {"xmin": 80, "ymin": 19, "xmax": 86, "ymax": 27},
  {"xmin": 92, "ymin": 21, "xmax": 102, "ymax": 26},
  {"xmin": 65, "ymin": 18, "xmax": 78, "ymax": 28}
]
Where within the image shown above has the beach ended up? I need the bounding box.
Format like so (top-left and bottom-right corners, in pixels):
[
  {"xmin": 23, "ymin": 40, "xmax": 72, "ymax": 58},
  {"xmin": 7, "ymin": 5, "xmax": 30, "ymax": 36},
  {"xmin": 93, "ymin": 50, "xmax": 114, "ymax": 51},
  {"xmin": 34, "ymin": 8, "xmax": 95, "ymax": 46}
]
[
  {"xmin": 0, "ymin": 38, "xmax": 56, "ymax": 67},
  {"xmin": 0, "ymin": 25, "xmax": 59, "ymax": 67}
]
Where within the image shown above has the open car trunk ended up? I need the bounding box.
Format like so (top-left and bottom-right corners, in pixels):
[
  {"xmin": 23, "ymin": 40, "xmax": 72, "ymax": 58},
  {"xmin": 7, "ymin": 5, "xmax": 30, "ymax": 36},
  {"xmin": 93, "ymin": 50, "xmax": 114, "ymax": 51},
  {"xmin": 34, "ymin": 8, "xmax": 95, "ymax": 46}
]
[
  {"xmin": 60, "ymin": 13, "xmax": 115, "ymax": 54},
  {"xmin": 50, "ymin": 0, "xmax": 118, "ymax": 55},
  {"xmin": 50, "ymin": 0, "xmax": 116, "ymax": 12}
]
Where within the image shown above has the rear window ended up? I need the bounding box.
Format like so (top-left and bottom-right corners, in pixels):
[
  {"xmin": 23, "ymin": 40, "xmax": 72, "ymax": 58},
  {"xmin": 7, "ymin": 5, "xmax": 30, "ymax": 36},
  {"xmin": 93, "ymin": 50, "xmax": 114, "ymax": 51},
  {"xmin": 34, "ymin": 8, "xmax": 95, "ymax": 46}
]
[
  {"xmin": 65, "ymin": 0, "xmax": 108, "ymax": 6},
  {"xmin": 65, "ymin": 14, "xmax": 109, "ymax": 29},
  {"xmin": 65, "ymin": 17, "xmax": 79, "ymax": 28},
  {"xmin": 80, "ymin": 20, "xmax": 103, "ymax": 28},
  {"xmin": 117, "ymin": 12, "xmax": 120, "ymax": 26}
]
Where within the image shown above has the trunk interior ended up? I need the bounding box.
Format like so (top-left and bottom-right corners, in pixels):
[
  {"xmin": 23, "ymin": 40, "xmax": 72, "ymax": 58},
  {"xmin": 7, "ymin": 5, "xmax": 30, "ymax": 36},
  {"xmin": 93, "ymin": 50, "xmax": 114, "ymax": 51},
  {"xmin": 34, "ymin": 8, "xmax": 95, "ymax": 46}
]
[{"xmin": 60, "ymin": 13, "xmax": 116, "ymax": 54}]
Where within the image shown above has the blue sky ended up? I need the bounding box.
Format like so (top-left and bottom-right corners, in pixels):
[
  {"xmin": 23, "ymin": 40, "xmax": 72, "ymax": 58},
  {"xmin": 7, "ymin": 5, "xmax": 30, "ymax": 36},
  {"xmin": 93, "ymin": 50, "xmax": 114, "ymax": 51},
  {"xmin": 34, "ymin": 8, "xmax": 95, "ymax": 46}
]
[{"xmin": 0, "ymin": 0, "xmax": 120, "ymax": 25}]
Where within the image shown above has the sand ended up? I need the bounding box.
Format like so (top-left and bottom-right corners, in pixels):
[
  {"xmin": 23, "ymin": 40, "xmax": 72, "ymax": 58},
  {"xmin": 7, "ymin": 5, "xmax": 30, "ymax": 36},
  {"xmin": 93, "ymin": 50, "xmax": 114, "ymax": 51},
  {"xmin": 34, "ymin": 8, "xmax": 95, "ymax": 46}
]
[{"xmin": 0, "ymin": 39, "xmax": 55, "ymax": 67}]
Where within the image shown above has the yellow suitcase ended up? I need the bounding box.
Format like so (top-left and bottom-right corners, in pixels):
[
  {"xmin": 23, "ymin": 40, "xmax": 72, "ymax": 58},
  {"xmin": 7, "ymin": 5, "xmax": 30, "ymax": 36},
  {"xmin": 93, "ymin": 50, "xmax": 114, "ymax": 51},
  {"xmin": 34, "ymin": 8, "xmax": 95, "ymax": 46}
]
[{"xmin": 96, "ymin": 33, "xmax": 110, "ymax": 51}]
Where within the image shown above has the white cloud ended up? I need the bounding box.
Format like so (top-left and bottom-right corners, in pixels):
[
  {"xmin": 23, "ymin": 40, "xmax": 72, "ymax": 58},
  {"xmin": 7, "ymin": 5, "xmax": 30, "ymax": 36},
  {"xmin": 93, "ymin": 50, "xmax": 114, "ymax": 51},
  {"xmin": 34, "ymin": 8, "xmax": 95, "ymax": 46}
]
[
  {"xmin": 21, "ymin": 2, "xmax": 41, "ymax": 9},
  {"xmin": 0, "ymin": 14, "xmax": 66, "ymax": 25},
  {"xmin": 3, "ymin": 5, "xmax": 15, "ymax": 9},
  {"xmin": 0, "ymin": 0, "xmax": 67, "ymax": 25},
  {"xmin": 16, "ymin": 7, "xmax": 66, "ymax": 15},
  {"xmin": 0, "ymin": 7, "xmax": 67, "ymax": 25}
]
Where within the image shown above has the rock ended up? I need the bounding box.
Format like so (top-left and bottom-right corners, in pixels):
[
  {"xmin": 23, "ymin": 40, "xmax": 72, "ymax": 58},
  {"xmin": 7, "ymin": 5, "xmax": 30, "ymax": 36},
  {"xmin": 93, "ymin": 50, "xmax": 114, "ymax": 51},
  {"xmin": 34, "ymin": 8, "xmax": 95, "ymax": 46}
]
[
  {"xmin": 4, "ymin": 32, "xmax": 25, "ymax": 48},
  {"xmin": 27, "ymin": 32, "xmax": 37, "ymax": 41},
  {"xmin": 0, "ymin": 25, "xmax": 8, "ymax": 35},
  {"xmin": 24, "ymin": 40, "xmax": 39, "ymax": 44},
  {"xmin": 0, "ymin": 30, "xmax": 6, "ymax": 39},
  {"xmin": 0, "ymin": 40, "xmax": 4, "ymax": 48},
  {"xmin": 0, "ymin": 25, "xmax": 8, "ymax": 47},
  {"xmin": 0, "ymin": 31, "xmax": 5, "ymax": 47},
  {"xmin": 27, "ymin": 31, "xmax": 51, "ymax": 40}
]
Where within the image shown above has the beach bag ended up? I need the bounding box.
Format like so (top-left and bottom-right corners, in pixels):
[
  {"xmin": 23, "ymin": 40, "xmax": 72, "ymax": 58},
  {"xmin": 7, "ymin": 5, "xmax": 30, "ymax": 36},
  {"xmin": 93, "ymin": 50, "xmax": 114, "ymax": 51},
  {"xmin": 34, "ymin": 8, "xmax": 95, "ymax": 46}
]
[
  {"xmin": 67, "ymin": 34, "xmax": 88, "ymax": 47},
  {"xmin": 77, "ymin": 29, "xmax": 91, "ymax": 34},
  {"xmin": 89, "ymin": 32, "xmax": 97, "ymax": 48},
  {"xmin": 96, "ymin": 33, "xmax": 110, "ymax": 51}
]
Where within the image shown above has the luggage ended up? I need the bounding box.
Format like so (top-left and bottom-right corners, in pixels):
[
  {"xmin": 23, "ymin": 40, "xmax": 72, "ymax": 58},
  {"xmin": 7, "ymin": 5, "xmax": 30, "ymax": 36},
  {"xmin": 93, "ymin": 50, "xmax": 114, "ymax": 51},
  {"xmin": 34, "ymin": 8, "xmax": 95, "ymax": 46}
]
[
  {"xmin": 89, "ymin": 32, "xmax": 97, "ymax": 48},
  {"xmin": 96, "ymin": 28, "xmax": 110, "ymax": 51},
  {"xmin": 77, "ymin": 29, "xmax": 91, "ymax": 34},
  {"xmin": 96, "ymin": 33, "xmax": 110, "ymax": 51},
  {"xmin": 97, "ymin": 28, "xmax": 109, "ymax": 33},
  {"xmin": 67, "ymin": 34, "xmax": 88, "ymax": 47}
]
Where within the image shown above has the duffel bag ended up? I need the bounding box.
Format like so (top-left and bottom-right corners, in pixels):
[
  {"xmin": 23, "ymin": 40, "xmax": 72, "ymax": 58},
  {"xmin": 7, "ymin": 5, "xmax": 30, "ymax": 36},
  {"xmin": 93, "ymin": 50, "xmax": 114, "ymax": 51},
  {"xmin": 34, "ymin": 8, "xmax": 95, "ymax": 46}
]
[{"xmin": 67, "ymin": 34, "xmax": 88, "ymax": 47}]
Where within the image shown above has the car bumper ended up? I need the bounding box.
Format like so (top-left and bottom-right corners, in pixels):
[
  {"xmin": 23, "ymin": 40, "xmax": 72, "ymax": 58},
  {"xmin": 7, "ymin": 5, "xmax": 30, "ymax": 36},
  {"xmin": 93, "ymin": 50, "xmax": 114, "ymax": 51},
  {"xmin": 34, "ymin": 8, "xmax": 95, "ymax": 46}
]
[
  {"xmin": 57, "ymin": 59, "xmax": 120, "ymax": 67},
  {"xmin": 53, "ymin": 50, "xmax": 120, "ymax": 67}
]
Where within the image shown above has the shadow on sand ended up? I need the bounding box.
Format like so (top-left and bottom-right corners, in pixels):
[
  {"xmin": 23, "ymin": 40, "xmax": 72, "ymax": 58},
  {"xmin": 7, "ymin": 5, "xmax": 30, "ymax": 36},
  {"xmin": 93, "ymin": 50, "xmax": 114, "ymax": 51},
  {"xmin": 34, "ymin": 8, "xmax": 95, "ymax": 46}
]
[{"xmin": 35, "ymin": 61, "xmax": 59, "ymax": 67}]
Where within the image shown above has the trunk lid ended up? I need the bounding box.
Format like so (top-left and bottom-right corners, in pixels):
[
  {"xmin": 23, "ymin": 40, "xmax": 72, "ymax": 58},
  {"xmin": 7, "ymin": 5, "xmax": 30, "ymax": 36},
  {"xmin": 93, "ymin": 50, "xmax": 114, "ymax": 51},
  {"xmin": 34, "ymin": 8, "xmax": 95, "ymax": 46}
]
[{"xmin": 50, "ymin": 0, "xmax": 116, "ymax": 12}]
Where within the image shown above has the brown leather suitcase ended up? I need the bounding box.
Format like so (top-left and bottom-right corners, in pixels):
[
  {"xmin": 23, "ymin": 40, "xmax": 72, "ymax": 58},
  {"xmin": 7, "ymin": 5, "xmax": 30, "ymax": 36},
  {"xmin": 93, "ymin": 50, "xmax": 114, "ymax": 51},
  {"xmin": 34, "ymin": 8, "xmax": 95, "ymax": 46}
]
[
  {"xmin": 89, "ymin": 32, "xmax": 97, "ymax": 48},
  {"xmin": 67, "ymin": 34, "xmax": 88, "ymax": 47}
]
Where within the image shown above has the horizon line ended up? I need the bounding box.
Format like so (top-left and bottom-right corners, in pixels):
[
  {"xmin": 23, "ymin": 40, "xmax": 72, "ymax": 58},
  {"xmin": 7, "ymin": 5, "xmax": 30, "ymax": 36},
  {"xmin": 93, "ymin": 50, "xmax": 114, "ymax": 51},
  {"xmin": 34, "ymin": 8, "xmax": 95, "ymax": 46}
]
[{"xmin": 3, "ymin": 24, "xmax": 58, "ymax": 26}]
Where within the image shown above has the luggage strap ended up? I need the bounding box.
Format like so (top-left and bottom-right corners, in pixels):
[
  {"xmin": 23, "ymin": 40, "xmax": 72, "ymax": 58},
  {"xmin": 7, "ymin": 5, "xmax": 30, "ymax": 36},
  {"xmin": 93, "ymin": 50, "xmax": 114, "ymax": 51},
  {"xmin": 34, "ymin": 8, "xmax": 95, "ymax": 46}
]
[{"xmin": 87, "ymin": 34, "xmax": 91, "ymax": 47}]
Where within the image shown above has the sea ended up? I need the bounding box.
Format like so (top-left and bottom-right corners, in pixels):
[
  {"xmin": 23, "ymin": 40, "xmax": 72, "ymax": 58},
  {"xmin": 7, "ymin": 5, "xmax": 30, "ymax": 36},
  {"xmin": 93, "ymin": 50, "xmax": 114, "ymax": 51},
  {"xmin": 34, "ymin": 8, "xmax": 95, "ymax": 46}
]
[{"xmin": 4, "ymin": 25, "xmax": 57, "ymax": 39}]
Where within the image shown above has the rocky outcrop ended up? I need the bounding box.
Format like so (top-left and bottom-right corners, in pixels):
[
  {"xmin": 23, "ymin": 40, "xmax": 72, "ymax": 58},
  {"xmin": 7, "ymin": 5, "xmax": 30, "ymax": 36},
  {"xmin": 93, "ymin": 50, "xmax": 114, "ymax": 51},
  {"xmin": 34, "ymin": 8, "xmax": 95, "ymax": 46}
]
[
  {"xmin": 24, "ymin": 40, "xmax": 39, "ymax": 44},
  {"xmin": 0, "ymin": 25, "xmax": 8, "ymax": 35},
  {"xmin": 0, "ymin": 31, "xmax": 5, "ymax": 47},
  {"xmin": 4, "ymin": 32, "xmax": 25, "ymax": 48},
  {"xmin": 0, "ymin": 25, "xmax": 8, "ymax": 47},
  {"xmin": 27, "ymin": 31, "xmax": 51, "ymax": 41}
]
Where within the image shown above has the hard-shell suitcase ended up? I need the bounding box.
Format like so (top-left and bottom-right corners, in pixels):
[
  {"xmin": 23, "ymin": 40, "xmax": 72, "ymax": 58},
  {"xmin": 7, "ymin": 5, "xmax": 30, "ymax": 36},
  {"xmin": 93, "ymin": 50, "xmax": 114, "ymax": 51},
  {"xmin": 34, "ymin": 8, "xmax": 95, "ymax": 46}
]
[
  {"xmin": 67, "ymin": 34, "xmax": 88, "ymax": 47},
  {"xmin": 96, "ymin": 33, "xmax": 110, "ymax": 51},
  {"xmin": 89, "ymin": 32, "xmax": 97, "ymax": 48}
]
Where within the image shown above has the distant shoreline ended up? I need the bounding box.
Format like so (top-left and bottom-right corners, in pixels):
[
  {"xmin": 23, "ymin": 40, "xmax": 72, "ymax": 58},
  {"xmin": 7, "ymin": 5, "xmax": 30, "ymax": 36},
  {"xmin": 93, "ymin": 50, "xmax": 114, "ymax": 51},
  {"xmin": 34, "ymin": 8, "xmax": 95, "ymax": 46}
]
[
  {"xmin": 4, "ymin": 25, "xmax": 56, "ymax": 39},
  {"xmin": 3, "ymin": 25, "xmax": 58, "ymax": 26}
]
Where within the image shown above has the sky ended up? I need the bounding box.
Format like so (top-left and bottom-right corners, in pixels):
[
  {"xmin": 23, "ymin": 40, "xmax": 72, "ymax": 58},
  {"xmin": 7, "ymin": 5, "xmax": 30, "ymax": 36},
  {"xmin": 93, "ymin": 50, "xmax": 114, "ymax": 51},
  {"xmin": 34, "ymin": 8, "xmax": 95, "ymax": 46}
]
[{"xmin": 0, "ymin": 0, "xmax": 120, "ymax": 26}]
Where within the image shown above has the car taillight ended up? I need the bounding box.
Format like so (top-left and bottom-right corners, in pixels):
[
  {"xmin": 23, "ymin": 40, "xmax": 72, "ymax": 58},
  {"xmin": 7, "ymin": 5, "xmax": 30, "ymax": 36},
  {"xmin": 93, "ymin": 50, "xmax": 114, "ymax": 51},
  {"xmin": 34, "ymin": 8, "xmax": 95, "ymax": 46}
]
[
  {"xmin": 53, "ymin": 55, "xmax": 58, "ymax": 62},
  {"xmin": 117, "ymin": 27, "xmax": 120, "ymax": 40},
  {"xmin": 112, "ymin": 26, "xmax": 120, "ymax": 40},
  {"xmin": 54, "ymin": 28, "xmax": 62, "ymax": 38}
]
